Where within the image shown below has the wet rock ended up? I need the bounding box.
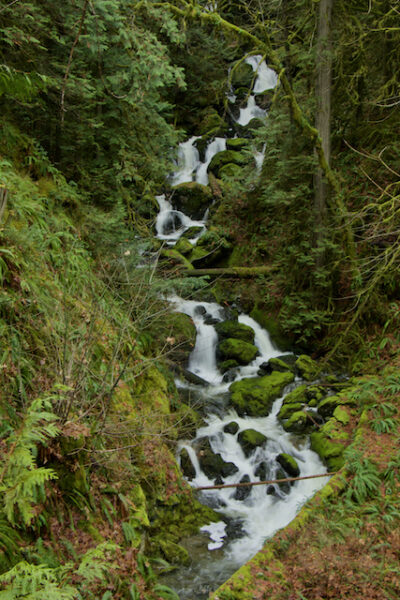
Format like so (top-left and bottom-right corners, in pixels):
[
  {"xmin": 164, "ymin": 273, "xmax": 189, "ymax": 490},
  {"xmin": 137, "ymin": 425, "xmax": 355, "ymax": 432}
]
[
  {"xmin": 276, "ymin": 468, "xmax": 291, "ymax": 495},
  {"xmin": 295, "ymin": 354, "xmax": 320, "ymax": 381},
  {"xmin": 224, "ymin": 519, "xmax": 245, "ymax": 539},
  {"xmin": 229, "ymin": 371, "xmax": 295, "ymax": 417},
  {"xmin": 282, "ymin": 410, "xmax": 311, "ymax": 434},
  {"xmin": 197, "ymin": 439, "xmax": 239, "ymax": 480},
  {"xmin": 208, "ymin": 150, "xmax": 248, "ymax": 178},
  {"xmin": 182, "ymin": 225, "xmax": 205, "ymax": 240},
  {"xmin": 220, "ymin": 359, "xmax": 239, "ymax": 374},
  {"xmin": 171, "ymin": 182, "xmax": 212, "ymax": 220},
  {"xmin": 179, "ymin": 448, "xmax": 196, "ymax": 480},
  {"xmin": 215, "ymin": 320, "xmax": 255, "ymax": 343},
  {"xmin": 204, "ymin": 314, "xmax": 220, "ymax": 326},
  {"xmin": 223, "ymin": 421, "xmax": 239, "ymax": 435},
  {"xmin": 194, "ymin": 305, "xmax": 207, "ymax": 316},
  {"xmin": 234, "ymin": 475, "xmax": 251, "ymax": 501},
  {"xmin": 218, "ymin": 338, "xmax": 258, "ymax": 365},
  {"xmin": 276, "ymin": 453, "xmax": 300, "ymax": 478},
  {"xmin": 268, "ymin": 357, "xmax": 295, "ymax": 374},
  {"xmin": 237, "ymin": 429, "xmax": 267, "ymax": 457},
  {"xmin": 266, "ymin": 485, "xmax": 276, "ymax": 496},
  {"xmin": 278, "ymin": 402, "xmax": 303, "ymax": 421},
  {"xmin": 162, "ymin": 211, "xmax": 184, "ymax": 235},
  {"xmin": 222, "ymin": 369, "xmax": 238, "ymax": 383},
  {"xmin": 255, "ymin": 461, "xmax": 269, "ymax": 481}
]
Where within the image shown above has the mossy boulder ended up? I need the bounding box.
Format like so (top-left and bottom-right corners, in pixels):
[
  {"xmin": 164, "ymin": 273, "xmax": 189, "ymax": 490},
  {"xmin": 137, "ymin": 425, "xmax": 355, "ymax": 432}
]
[
  {"xmin": 305, "ymin": 385, "xmax": 325, "ymax": 403},
  {"xmin": 278, "ymin": 402, "xmax": 303, "ymax": 421},
  {"xmin": 215, "ymin": 320, "xmax": 255, "ymax": 343},
  {"xmin": 189, "ymin": 230, "xmax": 232, "ymax": 268},
  {"xmin": 268, "ymin": 357, "xmax": 295, "ymax": 374},
  {"xmin": 282, "ymin": 410, "xmax": 311, "ymax": 434},
  {"xmin": 163, "ymin": 312, "xmax": 196, "ymax": 365},
  {"xmin": 181, "ymin": 225, "xmax": 205, "ymax": 240},
  {"xmin": 219, "ymin": 359, "xmax": 240, "ymax": 373},
  {"xmin": 226, "ymin": 138, "xmax": 248, "ymax": 151},
  {"xmin": 158, "ymin": 538, "xmax": 191, "ymax": 566},
  {"xmin": 277, "ymin": 453, "xmax": 300, "ymax": 478},
  {"xmin": 234, "ymin": 475, "xmax": 251, "ymax": 501},
  {"xmin": 237, "ymin": 429, "xmax": 268, "ymax": 457},
  {"xmin": 223, "ymin": 421, "xmax": 239, "ymax": 435},
  {"xmin": 161, "ymin": 248, "xmax": 193, "ymax": 269},
  {"xmin": 295, "ymin": 355, "xmax": 320, "ymax": 381},
  {"xmin": 281, "ymin": 385, "xmax": 308, "ymax": 405},
  {"xmin": 229, "ymin": 371, "xmax": 295, "ymax": 417},
  {"xmin": 218, "ymin": 338, "xmax": 258, "ymax": 365},
  {"xmin": 219, "ymin": 163, "xmax": 243, "ymax": 179},
  {"xmin": 197, "ymin": 108, "xmax": 229, "ymax": 137},
  {"xmin": 197, "ymin": 439, "xmax": 238, "ymax": 481},
  {"xmin": 310, "ymin": 431, "xmax": 345, "ymax": 471},
  {"xmin": 171, "ymin": 182, "xmax": 212, "ymax": 220},
  {"xmin": 174, "ymin": 237, "xmax": 194, "ymax": 256},
  {"xmin": 208, "ymin": 150, "xmax": 248, "ymax": 178},
  {"xmin": 231, "ymin": 61, "xmax": 254, "ymax": 88},
  {"xmin": 333, "ymin": 405, "xmax": 351, "ymax": 425},
  {"xmin": 317, "ymin": 394, "xmax": 356, "ymax": 418}
]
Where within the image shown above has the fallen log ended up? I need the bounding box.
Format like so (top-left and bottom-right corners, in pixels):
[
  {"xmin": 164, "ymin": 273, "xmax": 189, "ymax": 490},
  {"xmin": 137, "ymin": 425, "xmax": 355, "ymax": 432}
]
[
  {"xmin": 194, "ymin": 471, "xmax": 336, "ymax": 491},
  {"xmin": 182, "ymin": 266, "xmax": 275, "ymax": 278}
]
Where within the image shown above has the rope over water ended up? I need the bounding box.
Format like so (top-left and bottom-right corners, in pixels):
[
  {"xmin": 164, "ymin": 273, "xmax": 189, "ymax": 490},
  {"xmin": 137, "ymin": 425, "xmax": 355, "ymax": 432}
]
[{"xmin": 194, "ymin": 471, "xmax": 338, "ymax": 491}]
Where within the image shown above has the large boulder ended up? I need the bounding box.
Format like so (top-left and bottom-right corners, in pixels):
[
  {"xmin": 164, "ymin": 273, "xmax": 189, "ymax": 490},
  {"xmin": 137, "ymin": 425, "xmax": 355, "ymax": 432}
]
[
  {"xmin": 208, "ymin": 150, "xmax": 248, "ymax": 178},
  {"xmin": 237, "ymin": 429, "xmax": 268, "ymax": 457},
  {"xmin": 215, "ymin": 320, "xmax": 255, "ymax": 343},
  {"xmin": 229, "ymin": 371, "xmax": 295, "ymax": 417},
  {"xmin": 171, "ymin": 182, "xmax": 213, "ymax": 220},
  {"xmin": 189, "ymin": 230, "xmax": 232, "ymax": 268},
  {"xmin": 281, "ymin": 410, "xmax": 311, "ymax": 434},
  {"xmin": 197, "ymin": 439, "xmax": 238, "ymax": 481},
  {"xmin": 218, "ymin": 338, "xmax": 258, "ymax": 365},
  {"xmin": 295, "ymin": 355, "xmax": 320, "ymax": 381},
  {"xmin": 226, "ymin": 138, "xmax": 248, "ymax": 151}
]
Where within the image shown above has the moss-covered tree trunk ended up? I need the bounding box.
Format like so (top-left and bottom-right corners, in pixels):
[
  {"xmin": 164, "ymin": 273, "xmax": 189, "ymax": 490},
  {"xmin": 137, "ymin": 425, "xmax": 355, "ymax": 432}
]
[{"xmin": 314, "ymin": 0, "xmax": 333, "ymax": 261}]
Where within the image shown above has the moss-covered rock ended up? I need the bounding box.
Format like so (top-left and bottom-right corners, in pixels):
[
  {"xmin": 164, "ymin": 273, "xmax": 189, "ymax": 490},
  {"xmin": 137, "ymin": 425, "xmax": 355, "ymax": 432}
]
[
  {"xmin": 295, "ymin": 355, "xmax": 320, "ymax": 381},
  {"xmin": 162, "ymin": 311, "xmax": 196, "ymax": 366},
  {"xmin": 175, "ymin": 237, "xmax": 194, "ymax": 256},
  {"xmin": 197, "ymin": 108, "xmax": 229, "ymax": 137},
  {"xmin": 237, "ymin": 429, "xmax": 268, "ymax": 457},
  {"xmin": 181, "ymin": 225, "xmax": 205, "ymax": 240},
  {"xmin": 219, "ymin": 359, "xmax": 240, "ymax": 373},
  {"xmin": 268, "ymin": 357, "xmax": 294, "ymax": 374},
  {"xmin": 318, "ymin": 394, "xmax": 356, "ymax": 418},
  {"xmin": 278, "ymin": 402, "xmax": 303, "ymax": 421},
  {"xmin": 197, "ymin": 439, "xmax": 238, "ymax": 480},
  {"xmin": 171, "ymin": 182, "xmax": 212, "ymax": 220},
  {"xmin": 159, "ymin": 538, "xmax": 191, "ymax": 566},
  {"xmin": 223, "ymin": 421, "xmax": 239, "ymax": 435},
  {"xmin": 189, "ymin": 229, "xmax": 232, "ymax": 268},
  {"xmin": 282, "ymin": 410, "xmax": 311, "ymax": 434},
  {"xmin": 281, "ymin": 385, "xmax": 308, "ymax": 405},
  {"xmin": 310, "ymin": 431, "xmax": 345, "ymax": 471},
  {"xmin": 218, "ymin": 338, "xmax": 258, "ymax": 365},
  {"xmin": 229, "ymin": 371, "xmax": 295, "ymax": 417},
  {"xmin": 215, "ymin": 320, "xmax": 255, "ymax": 343},
  {"xmin": 226, "ymin": 138, "xmax": 248, "ymax": 151},
  {"xmin": 161, "ymin": 248, "xmax": 193, "ymax": 269},
  {"xmin": 333, "ymin": 405, "xmax": 351, "ymax": 425},
  {"xmin": 277, "ymin": 453, "xmax": 300, "ymax": 478},
  {"xmin": 219, "ymin": 163, "xmax": 243, "ymax": 179},
  {"xmin": 305, "ymin": 385, "xmax": 325, "ymax": 403},
  {"xmin": 208, "ymin": 150, "xmax": 248, "ymax": 178}
]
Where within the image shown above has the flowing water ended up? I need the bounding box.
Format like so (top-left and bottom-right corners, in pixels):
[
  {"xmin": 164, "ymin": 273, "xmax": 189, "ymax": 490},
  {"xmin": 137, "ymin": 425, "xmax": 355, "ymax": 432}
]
[{"xmin": 155, "ymin": 56, "xmax": 329, "ymax": 599}]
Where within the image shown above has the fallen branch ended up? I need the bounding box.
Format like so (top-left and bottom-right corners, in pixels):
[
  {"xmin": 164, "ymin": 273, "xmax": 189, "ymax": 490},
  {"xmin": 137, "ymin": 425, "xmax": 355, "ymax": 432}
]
[
  {"xmin": 194, "ymin": 471, "xmax": 336, "ymax": 491},
  {"xmin": 0, "ymin": 188, "xmax": 8, "ymax": 223}
]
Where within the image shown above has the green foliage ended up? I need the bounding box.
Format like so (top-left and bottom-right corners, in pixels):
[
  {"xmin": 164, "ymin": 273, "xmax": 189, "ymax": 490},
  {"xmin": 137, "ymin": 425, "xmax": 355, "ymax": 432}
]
[
  {"xmin": 344, "ymin": 448, "xmax": 381, "ymax": 504},
  {"xmin": 0, "ymin": 395, "xmax": 59, "ymax": 526}
]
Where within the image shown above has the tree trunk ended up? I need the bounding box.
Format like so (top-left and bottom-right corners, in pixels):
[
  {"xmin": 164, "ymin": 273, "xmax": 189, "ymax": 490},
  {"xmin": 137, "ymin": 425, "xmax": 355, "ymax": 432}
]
[{"xmin": 314, "ymin": 0, "xmax": 333, "ymax": 259}]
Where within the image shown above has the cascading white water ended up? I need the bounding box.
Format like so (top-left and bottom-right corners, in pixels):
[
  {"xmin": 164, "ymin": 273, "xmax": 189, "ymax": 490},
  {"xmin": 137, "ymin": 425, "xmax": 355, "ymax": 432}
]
[
  {"xmin": 155, "ymin": 194, "xmax": 206, "ymax": 244},
  {"xmin": 170, "ymin": 136, "xmax": 201, "ymax": 186},
  {"xmin": 195, "ymin": 137, "xmax": 227, "ymax": 185},
  {"xmin": 235, "ymin": 56, "xmax": 278, "ymax": 126}
]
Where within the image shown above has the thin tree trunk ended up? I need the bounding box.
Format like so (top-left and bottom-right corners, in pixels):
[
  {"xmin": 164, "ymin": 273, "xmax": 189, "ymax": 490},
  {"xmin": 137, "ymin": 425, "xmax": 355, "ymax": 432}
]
[{"xmin": 314, "ymin": 0, "xmax": 333, "ymax": 260}]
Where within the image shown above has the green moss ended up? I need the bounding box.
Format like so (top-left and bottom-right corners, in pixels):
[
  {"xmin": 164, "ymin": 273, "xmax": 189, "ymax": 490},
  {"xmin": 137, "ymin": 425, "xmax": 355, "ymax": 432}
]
[
  {"xmin": 208, "ymin": 150, "xmax": 248, "ymax": 178},
  {"xmin": 237, "ymin": 429, "xmax": 268, "ymax": 456},
  {"xmin": 215, "ymin": 320, "xmax": 255, "ymax": 343},
  {"xmin": 333, "ymin": 405, "xmax": 351, "ymax": 425},
  {"xmin": 158, "ymin": 538, "xmax": 191, "ymax": 566},
  {"xmin": 171, "ymin": 182, "xmax": 212, "ymax": 220},
  {"xmin": 218, "ymin": 338, "xmax": 258, "ymax": 365},
  {"xmin": 268, "ymin": 357, "xmax": 294, "ymax": 373},
  {"xmin": 277, "ymin": 453, "xmax": 300, "ymax": 477},
  {"xmin": 219, "ymin": 359, "xmax": 240, "ymax": 372},
  {"xmin": 229, "ymin": 371, "xmax": 294, "ymax": 417},
  {"xmin": 231, "ymin": 61, "xmax": 254, "ymax": 88},
  {"xmin": 305, "ymin": 385, "xmax": 325, "ymax": 402},
  {"xmin": 282, "ymin": 385, "xmax": 308, "ymax": 404},
  {"xmin": 174, "ymin": 237, "xmax": 194, "ymax": 256},
  {"xmin": 278, "ymin": 402, "xmax": 303, "ymax": 420},
  {"xmin": 295, "ymin": 355, "xmax": 320, "ymax": 381},
  {"xmin": 226, "ymin": 138, "xmax": 248, "ymax": 151},
  {"xmin": 310, "ymin": 431, "xmax": 346, "ymax": 470},
  {"xmin": 197, "ymin": 108, "xmax": 228, "ymax": 137},
  {"xmin": 219, "ymin": 163, "xmax": 243, "ymax": 178},
  {"xmin": 128, "ymin": 484, "xmax": 150, "ymax": 528},
  {"xmin": 282, "ymin": 410, "xmax": 310, "ymax": 433}
]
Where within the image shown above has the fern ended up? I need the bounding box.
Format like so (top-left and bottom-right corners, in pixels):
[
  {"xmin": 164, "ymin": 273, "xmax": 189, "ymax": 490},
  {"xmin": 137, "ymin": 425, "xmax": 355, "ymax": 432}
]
[
  {"xmin": 0, "ymin": 396, "xmax": 59, "ymax": 525},
  {"xmin": 0, "ymin": 562, "xmax": 78, "ymax": 600},
  {"xmin": 345, "ymin": 449, "xmax": 381, "ymax": 503}
]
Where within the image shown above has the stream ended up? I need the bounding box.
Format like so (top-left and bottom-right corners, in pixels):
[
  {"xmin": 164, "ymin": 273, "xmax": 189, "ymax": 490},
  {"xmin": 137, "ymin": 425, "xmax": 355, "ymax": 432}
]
[{"xmin": 155, "ymin": 56, "xmax": 330, "ymax": 599}]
